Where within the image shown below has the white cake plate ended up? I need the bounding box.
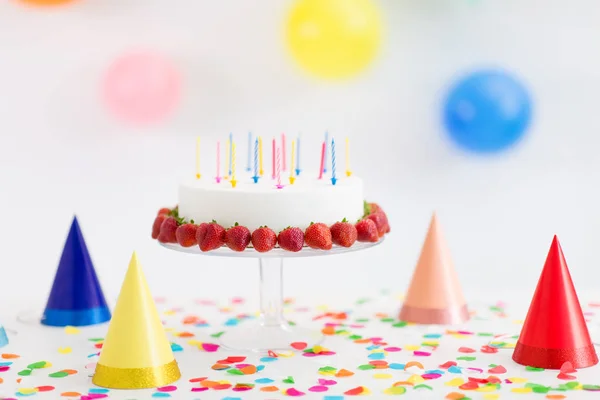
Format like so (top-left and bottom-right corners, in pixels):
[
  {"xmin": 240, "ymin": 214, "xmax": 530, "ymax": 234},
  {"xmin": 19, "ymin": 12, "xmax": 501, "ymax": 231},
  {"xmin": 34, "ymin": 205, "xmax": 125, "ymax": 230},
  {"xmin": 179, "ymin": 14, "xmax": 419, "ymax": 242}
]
[{"xmin": 159, "ymin": 240, "xmax": 383, "ymax": 353}]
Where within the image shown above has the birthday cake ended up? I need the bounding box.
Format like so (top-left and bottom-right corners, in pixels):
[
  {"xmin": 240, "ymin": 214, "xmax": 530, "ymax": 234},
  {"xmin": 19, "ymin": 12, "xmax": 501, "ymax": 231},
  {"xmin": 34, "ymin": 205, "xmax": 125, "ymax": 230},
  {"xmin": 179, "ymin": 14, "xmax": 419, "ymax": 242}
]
[{"xmin": 152, "ymin": 135, "xmax": 390, "ymax": 252}]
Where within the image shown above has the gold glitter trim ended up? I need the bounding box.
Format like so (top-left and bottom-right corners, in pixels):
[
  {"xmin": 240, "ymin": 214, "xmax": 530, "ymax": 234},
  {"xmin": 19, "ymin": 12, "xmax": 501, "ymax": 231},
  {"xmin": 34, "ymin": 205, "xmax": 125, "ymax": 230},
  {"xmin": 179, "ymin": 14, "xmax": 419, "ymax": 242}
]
[{"xmin": 92, "ymin": 359, "xmax": 181, "ymax": 389}]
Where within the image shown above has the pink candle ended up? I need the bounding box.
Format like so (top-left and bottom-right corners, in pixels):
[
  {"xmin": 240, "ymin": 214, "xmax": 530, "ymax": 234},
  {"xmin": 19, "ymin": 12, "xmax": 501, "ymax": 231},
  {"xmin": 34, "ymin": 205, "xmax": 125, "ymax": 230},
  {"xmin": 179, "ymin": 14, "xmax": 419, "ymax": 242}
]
[
  {"xmin": 318, "ymin": 141, "xmax": 326, "ymax": 180},
  {"xmin": 216, "ymin": 141, "xmax": 221, "ymax": 183},
  {"xmin": 272, "ymin": 138, "xmax": 276, "ymax": 179},
  {"xmin": 281, "ymin": 133, "xmax": 287, "ymax": 171},
  {"xmin": 276, "ymin": 147, "xmax": 283, "ymax": 189}
]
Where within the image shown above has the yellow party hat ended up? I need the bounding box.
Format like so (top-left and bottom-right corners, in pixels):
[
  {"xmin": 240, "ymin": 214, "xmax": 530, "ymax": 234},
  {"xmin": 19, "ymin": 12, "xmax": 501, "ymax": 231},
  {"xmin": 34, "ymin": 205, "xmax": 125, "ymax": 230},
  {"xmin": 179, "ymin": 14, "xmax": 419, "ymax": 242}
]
[{"xmin": 92, "ymin": 252, "xmax": 180, "ymax": 389}]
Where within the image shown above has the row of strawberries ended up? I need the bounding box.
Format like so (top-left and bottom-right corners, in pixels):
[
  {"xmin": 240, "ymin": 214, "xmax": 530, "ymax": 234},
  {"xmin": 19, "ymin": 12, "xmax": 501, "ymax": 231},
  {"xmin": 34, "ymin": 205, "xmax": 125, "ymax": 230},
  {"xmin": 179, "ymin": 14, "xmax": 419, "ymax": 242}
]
[{"xmin": 151, "ymin": 203, "xmax": 390, "ymax": 252}]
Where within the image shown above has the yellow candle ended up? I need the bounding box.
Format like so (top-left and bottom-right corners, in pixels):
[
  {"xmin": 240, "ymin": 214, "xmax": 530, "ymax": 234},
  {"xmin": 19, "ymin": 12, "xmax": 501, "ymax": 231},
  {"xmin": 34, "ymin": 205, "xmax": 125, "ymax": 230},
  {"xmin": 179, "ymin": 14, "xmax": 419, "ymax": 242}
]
[
  {"xmin": 231, "ymin": 142, "xmax": 237, "ymax": 188},
  {"xmin": 258, "ymin": 136, "xmax": 264, "ymax": 176},
  {"xmin": 224, "ymin": 138, "xmax": 230, "ymax": 180},
  {"xmin": 195, "ymin": 137, "xmax": 201, "ymax": 179},
  {"xmin": 289, "ymin": 140, "xmax": 296, "ymax": 184},
  {"xmin": 345, "ymin": 137, "xmax": 352, "ymax": 177}
]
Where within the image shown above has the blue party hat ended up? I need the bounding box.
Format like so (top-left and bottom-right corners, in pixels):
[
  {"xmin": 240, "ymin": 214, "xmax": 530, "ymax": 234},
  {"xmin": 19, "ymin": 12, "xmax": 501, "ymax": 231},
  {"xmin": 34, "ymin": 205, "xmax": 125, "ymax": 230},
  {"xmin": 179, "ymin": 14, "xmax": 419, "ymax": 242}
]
[
  {"xmin": 0, "ymin": 324, "xmax": 8, "ymax": 348},
  {"xmin": 41, "ymin": 216, "xmax": 111, "ymax": 327}
]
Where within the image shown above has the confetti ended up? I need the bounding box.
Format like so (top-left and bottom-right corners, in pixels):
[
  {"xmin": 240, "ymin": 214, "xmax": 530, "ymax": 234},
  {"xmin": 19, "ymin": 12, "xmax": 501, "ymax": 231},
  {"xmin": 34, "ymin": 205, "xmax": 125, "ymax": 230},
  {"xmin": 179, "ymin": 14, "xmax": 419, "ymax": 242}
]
[{"xmin": 63, "ymin": 326, "xmax": 80, "ymax": 335}]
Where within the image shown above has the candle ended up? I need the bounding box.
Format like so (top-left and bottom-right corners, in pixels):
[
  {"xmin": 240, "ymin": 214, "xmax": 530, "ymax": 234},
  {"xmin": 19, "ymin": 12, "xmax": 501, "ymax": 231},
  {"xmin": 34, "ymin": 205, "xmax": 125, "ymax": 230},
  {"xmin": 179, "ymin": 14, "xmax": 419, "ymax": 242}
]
[
  {"xmin": 276, "ymin": 147, "xmax": 283, "ymax": 189},
  {"xmin": 258, "ymin": 136, "xmax": 264, "ymax": 177},
  {"xmin": 281, "ymin": 133, "xmax": 287, "ymax": 171},
  {"xmin": 271, "ymin": 138, "xmax": 276, "ymax": 180},
  {"xmin": 323, "ymin": 131, "xmax": 329, "ymax": 173},
  {"xmin": 224, "ymin": 138, "xmax": 230, "ymax": 180},
  {"xmin": 295, "ymin": 135, "xmax": 301, "ymax": 176},
  {"xmin": 228, "ymin": 132, "xmax": 233, "ymax": 178},
  {"xmin": 253, "ymin": 138, "xmax": 259, "ymax": 183},
  {"xmin": 318, "ymin": 141, "xmax": 326, "ymax": 180},
  {"xmin": 289, "ymin": 140, "xmax": 296, "ymax": 185},
  {"xmin": 195, "ymin": 137, "xmax": 201, "ymax": 179},
  {"xmin": 230, "ymin": 142, "xmax": 237, "ymax": 188},
  {"xmin": 216, "ymin": 141, "xmax": 221, "ymax": 183},
  {"xmin": 345, "ymin": 137, "xmax": 352, "ymax": 177},
  {"xmin": 331, "ymin": 138, "xmax": 337, "ymax": 186},
  {"xmin": 246, "ymin": 132, "xmax": 252, "ymax": 172}
]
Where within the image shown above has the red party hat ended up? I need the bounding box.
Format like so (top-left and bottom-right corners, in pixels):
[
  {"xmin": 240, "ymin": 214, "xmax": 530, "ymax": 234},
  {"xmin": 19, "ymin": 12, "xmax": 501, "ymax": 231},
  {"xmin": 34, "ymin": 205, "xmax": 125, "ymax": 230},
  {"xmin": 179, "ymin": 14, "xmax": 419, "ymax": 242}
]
[{"xmin": 512, "ymin": 236, "xmax": 598, "ymax": 369}]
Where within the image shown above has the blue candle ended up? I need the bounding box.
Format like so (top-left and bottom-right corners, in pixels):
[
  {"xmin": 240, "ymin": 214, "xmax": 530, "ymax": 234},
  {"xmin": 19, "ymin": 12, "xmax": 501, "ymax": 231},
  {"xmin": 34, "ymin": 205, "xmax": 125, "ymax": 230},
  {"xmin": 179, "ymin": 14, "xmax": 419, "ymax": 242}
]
[
  {"xmin": 228, "ymin": 132, "xmax": 233, "ymax": 178},
  {"xmin": 295, "ymin": 135, "xmax": 301, "ymax": 176},
  {"xmin": 323, "ymin": 131, "xmax": 329, "ymax": 173},
  {"xmin": 246, "ymin": 131, "xmax": 252, "ymax": 172},
  {"xmin": 331, "ymin": 138, "xmax": 337, "ymax": 186},
  {"xmin": 253, "ymin": 138, "xmax": 259, "ymax": 183}
]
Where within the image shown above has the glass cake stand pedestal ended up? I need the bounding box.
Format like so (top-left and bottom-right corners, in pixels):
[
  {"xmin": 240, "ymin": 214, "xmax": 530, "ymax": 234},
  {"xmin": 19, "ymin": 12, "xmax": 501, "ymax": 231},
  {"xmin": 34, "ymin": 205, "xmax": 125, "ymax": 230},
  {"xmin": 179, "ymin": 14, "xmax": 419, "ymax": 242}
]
[{"xmin": 160, "ymin": 240, "xmax": 383, "ymax": 353}]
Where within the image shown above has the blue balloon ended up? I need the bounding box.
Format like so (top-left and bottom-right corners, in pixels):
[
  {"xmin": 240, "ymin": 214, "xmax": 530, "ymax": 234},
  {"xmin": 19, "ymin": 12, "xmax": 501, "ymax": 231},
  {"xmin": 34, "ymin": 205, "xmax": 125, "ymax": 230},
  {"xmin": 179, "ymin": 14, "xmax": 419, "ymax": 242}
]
[{"xmin": 443, "ymin": 69, "xmax": 532, "ymax": 153}]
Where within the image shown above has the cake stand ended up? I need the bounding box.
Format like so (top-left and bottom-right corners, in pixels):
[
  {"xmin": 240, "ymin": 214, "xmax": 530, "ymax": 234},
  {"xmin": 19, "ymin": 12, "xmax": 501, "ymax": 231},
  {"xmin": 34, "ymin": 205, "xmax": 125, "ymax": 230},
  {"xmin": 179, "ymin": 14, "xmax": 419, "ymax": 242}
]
[{"xmin": 160, "ymin": 240, "xmax": 383, "ymax": 353}]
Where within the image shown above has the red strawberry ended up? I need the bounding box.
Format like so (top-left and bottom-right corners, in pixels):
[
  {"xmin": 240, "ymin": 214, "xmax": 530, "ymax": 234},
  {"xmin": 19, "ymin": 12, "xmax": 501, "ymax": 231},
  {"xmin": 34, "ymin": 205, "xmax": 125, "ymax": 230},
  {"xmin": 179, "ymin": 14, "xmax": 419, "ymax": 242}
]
[
  {"xmin": 356, "ymin": 219, "xmax": 378, "ymax": 242},
  {"xmin": 367, "ymin": 211, "xmax": 389, "ymax": 237},
  {"xmin": 157, "ymin": 207, "xmax": 171, "ymax": 216},
  {"xmin": 330, "ymin": 218, "xmax": 358, "ymax": 247},
  {"xmin": 196, "ymin": 221, "xmax": 226, "ymax": 252},
  {"xmin": 175, "ymin": 223, "xmax": 198, "ymax": 247},
  {"xmin": 304, "ymin": 222, "xmax": 333, "ymax": 250},
  {"xmin": 251, "ymin": 226, "xmax": 277, "ymax": 253},
  {"xmin": 158, "ymin": 217, "xmax": 178, "ymax": 243},
  {"xmin": 278, "ymin": 227, "xmax": 304, "ymax": 252},
  {"xmin": 152, "ymin": 214, "xmax": 167, "ymax": 239},
  {"xmin": 225, "ymin": 223, "xmax": 251, "ymax": 252},
  {"xmin": 367, "ymin": 202, "xmax": 381, "ymax": 215}
]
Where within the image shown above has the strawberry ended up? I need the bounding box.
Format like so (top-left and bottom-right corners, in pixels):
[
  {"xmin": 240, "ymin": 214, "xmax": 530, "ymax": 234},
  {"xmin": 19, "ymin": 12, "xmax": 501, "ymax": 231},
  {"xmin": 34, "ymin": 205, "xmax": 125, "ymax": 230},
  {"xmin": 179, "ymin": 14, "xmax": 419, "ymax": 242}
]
[
  {"xmin": 152, "ymin": 214, "xmax": 167, "ymax": 239},
  {"xmin": 225, "ymin": 223, "xmax": 251, "ymax": 252},
  {"xmin": 157, "ymin": 207, "xmax": 171, "ymax": 216},
  {"xmin": 196, "ymin": 221, "xmax": 226, "ymax": 252},
  {"xmin": 330, "ymin": 218, "xmax": 358, "ymax": 247},
  {"xmin": 175, "ymin": 223, "xmax": 198, "ymax": 247},
  {"xmin": 304, "ymin": 222, "xmax": 333, "ymax": 250},
  {"xmin": 278, "ymin": 227, "xmax": 304, "ymax": 252},
  {"xmin": 367, "ymin": 211, "xmax": 389, "ymax": 237},
  {"xmin": 251, "ymin": 226, "xmax": 277, "ymax": 253},
  {"xmin": 158, "ymin": 217, "xmax": 178, "ymax": 243},
  {"xmin": 356, "ymin": 219, "xmax": 379, "ymax": 242}
]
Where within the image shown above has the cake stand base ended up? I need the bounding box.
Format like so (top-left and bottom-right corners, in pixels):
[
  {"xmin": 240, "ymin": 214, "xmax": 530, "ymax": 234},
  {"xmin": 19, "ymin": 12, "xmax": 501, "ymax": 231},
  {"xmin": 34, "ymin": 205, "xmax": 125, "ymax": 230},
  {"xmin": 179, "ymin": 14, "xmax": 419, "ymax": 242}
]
[
  {"xmin": 160, "ymin": 240, "xmax": 383, "ymax": 353},
  {"xmin": 219, "ymin": 321, "xmax": 323, "ymax": 353}
]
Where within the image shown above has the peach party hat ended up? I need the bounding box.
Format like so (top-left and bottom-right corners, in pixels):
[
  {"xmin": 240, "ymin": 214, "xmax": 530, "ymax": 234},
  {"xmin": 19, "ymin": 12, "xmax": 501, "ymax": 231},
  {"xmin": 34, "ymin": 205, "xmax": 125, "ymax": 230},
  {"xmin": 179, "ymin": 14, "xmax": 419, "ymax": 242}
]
[{"xmin": 398, "ymin": 213, "xmax": 469, "ymax": 324}]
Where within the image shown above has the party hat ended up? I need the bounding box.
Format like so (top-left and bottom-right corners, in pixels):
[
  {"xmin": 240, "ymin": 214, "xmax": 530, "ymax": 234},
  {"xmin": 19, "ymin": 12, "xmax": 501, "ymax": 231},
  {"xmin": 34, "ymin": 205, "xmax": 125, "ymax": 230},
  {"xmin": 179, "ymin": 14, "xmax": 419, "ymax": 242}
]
[
  {"xmin": 512, "ymin": 236, "xmax": 598, "ymax": 369},
  {"xmin": 92, "ymin": 252, "xmax": 181, "ymax": 389},
  {"xmin": 42, "ymin": 216, "xmax": 110, "ymax": 327},
  {"xmin": 398, "ymin": 213, "xmax": 469, "ymax": 324},
  {"xmin": 0, "ymin": 323, "xmax": 8, "ymax": 348}
]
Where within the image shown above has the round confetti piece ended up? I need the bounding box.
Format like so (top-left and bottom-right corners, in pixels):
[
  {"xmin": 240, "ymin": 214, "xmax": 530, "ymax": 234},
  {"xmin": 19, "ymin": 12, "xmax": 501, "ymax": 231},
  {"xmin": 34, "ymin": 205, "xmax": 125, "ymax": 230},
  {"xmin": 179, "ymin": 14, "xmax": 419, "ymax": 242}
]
[
  {"xmin": 344, "ymin": 386, "xmax": 365, "ymax": 395},
  {"xmin": 36, "ymin": 386, "xmax": 55, "ymax": 392},
  {"xmin": 60, "ymin": 392, "xmax": 81, "ymax": 397},
  {"xmin": 373, "ymin": 373, "xmax": 393, "ymax": 379},
  {"xmin": 318, "ymin": 379, "xmax": 337, "ymax": 386},
  {"xmin": 260, "ymin": 386, "xmax": 279, "ymax": 392},
  {"xmin": 308, "ymin": 385, "xmax": 328, "ymax": 392},
  {"xmin": 57, "ymin": 347, "xmax": 72, "ymax": 354},
  {"xmin": 48, "ymin": 371, "xmax": 69, "ymax": 378},
  {"xmin": 18, "ymin": 388, "xmax": 39, "ymax": 395},
  {"xmin": 290, "ymin": 342, "xmax": 307, "ymax": 350},
  {"xmin": 383, "ymin": 386, "xmax": 406, "ymax": 395},
  {"xmin": 1, "ymin": 354, "xmax": 19, "ymax": 359},
  {"xmin": 157, "ymin": 386, "xmax": 177, "ymax": 392}
]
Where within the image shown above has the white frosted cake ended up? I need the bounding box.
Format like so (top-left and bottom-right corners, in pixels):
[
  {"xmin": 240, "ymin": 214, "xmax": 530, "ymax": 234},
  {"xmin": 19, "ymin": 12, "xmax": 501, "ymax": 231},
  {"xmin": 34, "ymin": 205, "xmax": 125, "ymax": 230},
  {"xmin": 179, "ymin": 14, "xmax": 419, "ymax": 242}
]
[
  {"xmin": 153, "ymin": 134, "xmax": 390, "ymax": 252},
  {"xmin": 178, "ymin": 177, "xmax": 364, "ymax": 233}
]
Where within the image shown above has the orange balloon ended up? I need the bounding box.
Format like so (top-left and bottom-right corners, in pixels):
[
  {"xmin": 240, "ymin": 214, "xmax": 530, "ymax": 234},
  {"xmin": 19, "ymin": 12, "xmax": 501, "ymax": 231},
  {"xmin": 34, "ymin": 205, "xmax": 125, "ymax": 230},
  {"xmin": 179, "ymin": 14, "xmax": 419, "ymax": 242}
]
[{"xmin": 18, "ymin": 0, "xmax": 77, "ymax": 6}]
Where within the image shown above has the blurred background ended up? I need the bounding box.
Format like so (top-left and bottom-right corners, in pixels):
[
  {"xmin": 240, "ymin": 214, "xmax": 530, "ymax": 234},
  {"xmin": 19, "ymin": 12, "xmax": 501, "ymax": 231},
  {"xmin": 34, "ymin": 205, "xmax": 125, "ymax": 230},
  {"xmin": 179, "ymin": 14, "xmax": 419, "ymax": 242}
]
[{"xmin": 1, "ymin": 0, "xmax": 599, "ymax": 312}]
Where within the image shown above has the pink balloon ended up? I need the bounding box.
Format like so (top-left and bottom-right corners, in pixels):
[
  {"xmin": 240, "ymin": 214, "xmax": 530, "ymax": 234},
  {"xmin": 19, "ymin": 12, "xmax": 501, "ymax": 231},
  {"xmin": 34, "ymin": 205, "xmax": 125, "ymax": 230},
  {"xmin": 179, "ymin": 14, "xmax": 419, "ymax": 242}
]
[{"xmin": 103, "ymin": 52, "xmax": 180, "ymax": 125}]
